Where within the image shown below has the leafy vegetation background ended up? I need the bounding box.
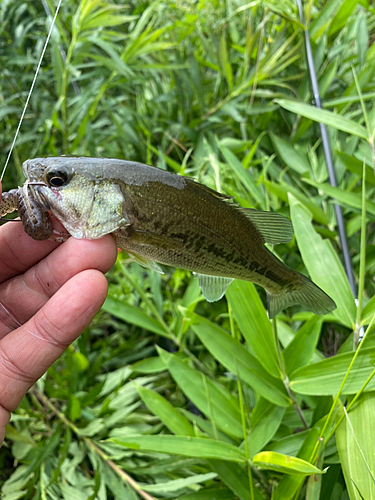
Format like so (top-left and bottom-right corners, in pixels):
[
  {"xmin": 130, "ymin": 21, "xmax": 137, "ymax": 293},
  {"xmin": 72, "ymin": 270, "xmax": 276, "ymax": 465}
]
[{"xmin": 1, "ymin": 0, "xmax": 375, "ymax": 498}]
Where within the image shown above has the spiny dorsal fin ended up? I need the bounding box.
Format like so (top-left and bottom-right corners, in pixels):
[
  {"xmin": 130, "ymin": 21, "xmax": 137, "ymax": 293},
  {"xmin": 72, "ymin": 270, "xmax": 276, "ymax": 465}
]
[
  {"xmin": 241, "ymin": 209, "xmax": 293, "ymax": 245},
  {"xmin": 185, "ymin": 178, "xmax": 235, "ymax": 202},
  {"xmin": 196, "ymin": 274, "xmax": 234, "ymax": 302}
]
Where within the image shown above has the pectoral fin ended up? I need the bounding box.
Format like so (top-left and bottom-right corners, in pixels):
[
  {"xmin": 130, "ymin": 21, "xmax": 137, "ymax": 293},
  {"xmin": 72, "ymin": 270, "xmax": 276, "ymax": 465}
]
[
  {"xmin": 241, "ymin": 209, "xmax": 293, "ymax": 244},
  {"xmin": 196, "ymin": 274, "xmax": 233, "ymax": 302},
  {"xmin": 128, "ymin": 252, "xmax": 164, "ymax": 274}
]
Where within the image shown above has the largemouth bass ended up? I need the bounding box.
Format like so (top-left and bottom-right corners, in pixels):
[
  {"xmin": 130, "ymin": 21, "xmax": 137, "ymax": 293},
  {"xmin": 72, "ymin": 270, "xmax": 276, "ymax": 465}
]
[{"xmin": 0, "ymin": 157, "xmax": 336, "ymax": 318}]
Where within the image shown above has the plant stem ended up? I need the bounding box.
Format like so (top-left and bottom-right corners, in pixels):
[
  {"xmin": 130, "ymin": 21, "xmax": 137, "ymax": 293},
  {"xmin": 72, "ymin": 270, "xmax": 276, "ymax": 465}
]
[
  {"xmin": 120, "ymin": 262, "xmax": 179, "ymax": 344},
  {"xmin": 309, "ymin": 312, "xmax": 375, "ymax": 463},
  {"xmin": 354, "ymin": 161, "xmax": 366, "ymax": 348},
  {"xmin": 32, "ymin": 388, "xmax": 157, "ymax": 500},
  {"xmin": 272, "ymin": 318, "xmax": 308, "ymax": 429}
]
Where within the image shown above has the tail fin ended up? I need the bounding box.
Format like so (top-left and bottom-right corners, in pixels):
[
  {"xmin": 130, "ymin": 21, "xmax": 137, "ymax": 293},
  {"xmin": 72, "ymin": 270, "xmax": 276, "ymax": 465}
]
[{"xmin": 267, "ymin": 274, "xmax": 336, "ymax": 319}]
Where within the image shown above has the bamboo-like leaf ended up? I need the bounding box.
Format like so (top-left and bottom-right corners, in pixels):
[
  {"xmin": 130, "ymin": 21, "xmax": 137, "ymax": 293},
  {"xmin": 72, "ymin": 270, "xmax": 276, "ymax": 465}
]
[
  {"xmin": 178, "ymin": 488, "xmax": 234, "ymax": 500},
  {"xmin": 262, "ymin": 179, "xmax": 330, "ymax": 225},
  {"xmin": 247, "ymin": 399, "xmax": 285, "ymax": 458},
  {"xmin": 336, "ymin": 394, "xmax": 375, "ymax": 500},
  {"xmin": 283, "ymin": 316, "xmax": 323, "ymax": 375},
  {"xmin": 276, "ymin": 99, "xmax": 368, "ymax": 139},
  {"xmin": 289, "ymin": 194, "xmax": 356, "ymax": 328},
  {"xmin": 303, "ymin": 177, "xmax": 375, "ymax": 217},
  {"xmin": 109, "ymin": 435, "xmax": 247, "ymax": 462},
  {"xmin": 136, "ymin": 385, "xmax": 194, "ymax": 436},
  {"xmin": 290, "ymin": 347, "xmax": 375, "ymax": 395},
  {"xmin": 226, "ymin": 281, "xmax": 280, "ymax": 378},
  {"xmin": 209, "ymin": 460, "xmax": 263, "ymax": 500},
  {"xmin": 184, "ymin": 311, "xmax": 290, "ymax": 407},
  {"xmin": 158, "ymin": 348, "xmax": 244, "ymax": 438},
  {"xmin": 219, "ymin": 145, "xmax": 265, "ymax": 208},
  {"xmin": 219, "ymin": 33, "xmax": 233, "ymax": 92},
  {"xmin": 252, "ymin": 451, "xmax": 325, "ymax": 475},
  {"xmin": 141, "ymin": 473, "xmax": 217, "ymax": 493},
  {"xmin": 328, "ymin": 0, "xmax": 357, "ymax": 36},
  {"xmin": 270, "ymin": 133, "xmax": 310, "ymax": 174},
  {"xmin": 273, "ymin": 417, "xmax": 329, "ymax": 499},
  {"xmin": 362, "ymin": 297, "xmax": 375, "ymax": 325},
  {"xmin": 336, "ymin": 151, "xmax": 375, "ymax": 186},
  {"xmin": 102, "ymin": 297, "xmax": 170, "ymax": 338}
]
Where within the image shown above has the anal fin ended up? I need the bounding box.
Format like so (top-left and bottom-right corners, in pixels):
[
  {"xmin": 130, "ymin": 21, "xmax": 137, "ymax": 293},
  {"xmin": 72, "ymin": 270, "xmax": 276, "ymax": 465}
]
[{"xmin": 196, "ymin": 274, "xmax": 233, "ymax": 302}]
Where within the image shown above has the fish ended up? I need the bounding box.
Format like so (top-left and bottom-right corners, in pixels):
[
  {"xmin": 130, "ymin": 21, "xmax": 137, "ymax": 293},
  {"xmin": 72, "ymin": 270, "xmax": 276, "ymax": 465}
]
[{"xmin": 0, "ymin": 156, "xmax": 336, "ymax": 318}]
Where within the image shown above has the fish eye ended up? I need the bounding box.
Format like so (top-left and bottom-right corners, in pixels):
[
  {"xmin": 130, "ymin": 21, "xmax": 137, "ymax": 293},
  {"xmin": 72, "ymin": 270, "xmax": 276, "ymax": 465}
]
[{"xmin": 45, "ymin": 169, "xmax": 69, "ymax": 188}]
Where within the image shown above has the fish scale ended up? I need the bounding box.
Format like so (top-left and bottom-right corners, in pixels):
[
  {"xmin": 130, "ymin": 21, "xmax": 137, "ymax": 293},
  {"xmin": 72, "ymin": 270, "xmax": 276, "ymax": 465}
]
[{"xmin": 0, "ymin": 156, "xmax": 337, "ymax": 318}]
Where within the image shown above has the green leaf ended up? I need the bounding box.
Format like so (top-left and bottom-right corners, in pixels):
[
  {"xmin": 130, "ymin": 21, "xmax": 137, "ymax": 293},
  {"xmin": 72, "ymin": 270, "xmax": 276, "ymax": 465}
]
[
  {"xmin": 109, "ymin": 435, "xmax": 247, "ymax": 462},
  {"xmin": 102, "ymin": 297, "xmax": 170, "ymax": 338},
  {"xmin": 290, "ymin": 346, "xmax": 375, "ymax": 395},
  {"xmin": 68, "ymin": 394, "xmax": 81, "ymax": 422},
  {"xmin": 276, "ymin": 99, "xmax": 368, "ymax": 139},
  {"xmin": 185, "ymin": 311, "xmax": 290, "ymax": 407},
  {"xmin": 136, "ymin": 385, "xmax": 194, "ymax": 436},
  {"xmin": 209, "ymin": 460, "xmax": 263, "ymax": 500},
  {"xmin": 262, "ymin": 179, "xmax": 330, "ymax": 226},
  {"xmin": 362, "ymin": 296, "xmax": 375, "ymax": 325},
  {"xmin": 219, "ymin": 145, "xmax": 265, "ymax": 208},
  {"xmin": 141, "ymin": 472, "xmax": 217, "ymax": 493},
  {"xmin": 219, "ymin": 33, "xmax": 233, "ymax": 92},
  {"xmin": 22, "ymin": 425, "xmax": 62, "ymax": 477},
  {"xmin": 336, "ymin": 151, "xmax": 375, "ymax": 186},
  {"xmin": 336, "ymin": 394, "xmax": 375, "ymax": 500},
  {"xmin": 289, "ymin": 194, "xmax": 356, "ymax": 328},
  {"xmin": 252, "ymin": 451, "xmax": 324, "ymax": 475},
  {"xmin": 328, "ymin": 0, "xmax": 357, "ymax": 36},
  {"xmin": 283, "ymin": 317, "xmax": 323, "ymax": 375},
  {"xmin": 226, "ymin": 280, "xmax": 280, "ymax": 378},
  {"xmin": 303, "ymin": 177, "xmax": 375, "ymax": 217},
  {"xmin": 247, "ymin": 399, "xmax": 285, "ymax": 458},
  {"xmin": 178, "ymin": 487, "xmax": 235, "ymax": 500},
  {"xmin": 131, "ymin": 356, "xmax": 166, "ymax": 374},
  {"xmin": 158, "ymin": 348, "xmax": 244, "ymax": 438},
  {"xmin": 270, "ymin": 133, "xmax": 310, "ymax": 174},
  {"xmin": 356, "ymin": 10, "xmax": 369, "ymax": 68}
]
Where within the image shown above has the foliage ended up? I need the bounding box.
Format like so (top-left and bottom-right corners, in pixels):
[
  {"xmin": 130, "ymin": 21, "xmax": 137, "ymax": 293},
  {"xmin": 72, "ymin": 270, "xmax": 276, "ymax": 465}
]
[{"xmin": 1, "ymin": 0, "xmax": 375, "ymax": 498}]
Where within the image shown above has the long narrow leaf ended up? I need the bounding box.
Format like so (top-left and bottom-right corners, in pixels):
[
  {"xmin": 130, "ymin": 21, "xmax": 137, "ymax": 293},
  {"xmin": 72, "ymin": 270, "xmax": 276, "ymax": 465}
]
[{"xmin": 276, "ymin": 99, "xmax": 368, "ymax": 139}]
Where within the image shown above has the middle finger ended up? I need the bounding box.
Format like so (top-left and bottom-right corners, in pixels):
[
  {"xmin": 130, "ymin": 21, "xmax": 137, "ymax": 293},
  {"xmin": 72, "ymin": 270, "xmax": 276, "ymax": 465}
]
[{"xmin": 0, "ymin": 235, "xmax": 117, "ymax": 339}]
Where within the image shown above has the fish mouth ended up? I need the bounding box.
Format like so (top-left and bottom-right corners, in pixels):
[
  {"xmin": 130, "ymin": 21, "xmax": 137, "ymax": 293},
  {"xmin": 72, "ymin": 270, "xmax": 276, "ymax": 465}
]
[{"xmin": 22, "ymin": 160, "xmax": 29, "ymax": 177}]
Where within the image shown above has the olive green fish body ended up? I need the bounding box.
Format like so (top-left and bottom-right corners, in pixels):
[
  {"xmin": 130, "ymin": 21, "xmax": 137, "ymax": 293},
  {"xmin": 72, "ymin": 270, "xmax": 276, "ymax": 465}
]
[
  {"xmin": 4, "ymin": 156, "xmax": 336, "ymax": 317},
  {"xmin": 115, "ymin": 178, "xmax": 296, "ymax": 295}
]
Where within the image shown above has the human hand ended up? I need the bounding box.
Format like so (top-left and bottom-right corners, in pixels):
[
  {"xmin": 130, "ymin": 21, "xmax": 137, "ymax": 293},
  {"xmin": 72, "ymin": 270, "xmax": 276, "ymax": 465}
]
[{"xmin": 0, "ymin": 183, "xmax": 117, "ymax": 445}]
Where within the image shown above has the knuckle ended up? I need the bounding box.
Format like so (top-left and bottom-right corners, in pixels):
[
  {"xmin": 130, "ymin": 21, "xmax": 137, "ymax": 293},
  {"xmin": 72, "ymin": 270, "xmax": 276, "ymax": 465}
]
[
  {"xmin": 32, "ymin": 312, "xmax": 70, "ymax": 348},
  {"xmin": 24, "ymin": 260, "xmax": 60, "ymax": 299},
  {"xmin": 0, "ymin": 343, "xmax": 35, "ymax": 385}
]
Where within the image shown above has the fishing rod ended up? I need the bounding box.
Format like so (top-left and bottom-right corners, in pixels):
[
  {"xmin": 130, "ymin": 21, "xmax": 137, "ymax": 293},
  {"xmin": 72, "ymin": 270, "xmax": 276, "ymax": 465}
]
[{"xmin": 296, "ymin": 0, "xmax": 363, "ymax": 340}]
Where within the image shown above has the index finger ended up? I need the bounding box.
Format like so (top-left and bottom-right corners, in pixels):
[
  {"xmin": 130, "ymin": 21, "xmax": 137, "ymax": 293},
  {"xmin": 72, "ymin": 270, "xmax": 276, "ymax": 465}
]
[{"xmin": 0, "ymin": 214, "xmax": 60, "ymax": 283}]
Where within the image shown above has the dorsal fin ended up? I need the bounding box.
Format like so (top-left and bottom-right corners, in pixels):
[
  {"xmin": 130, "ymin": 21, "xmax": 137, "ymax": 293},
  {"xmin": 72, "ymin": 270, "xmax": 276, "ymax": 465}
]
[
  {"xmin": 241, "ymin": 209, "xmax": 293, "ymax": 245},
  {"xmin": 185, "ymin": 178, "xmax": 235, "ymax": 202}
]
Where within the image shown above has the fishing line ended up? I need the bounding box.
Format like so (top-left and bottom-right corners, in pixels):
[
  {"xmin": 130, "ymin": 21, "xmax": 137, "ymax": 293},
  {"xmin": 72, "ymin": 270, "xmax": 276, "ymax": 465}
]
[{"xmin": 1, "ymin": 0, "xmax": 63, "ymax": 182}]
